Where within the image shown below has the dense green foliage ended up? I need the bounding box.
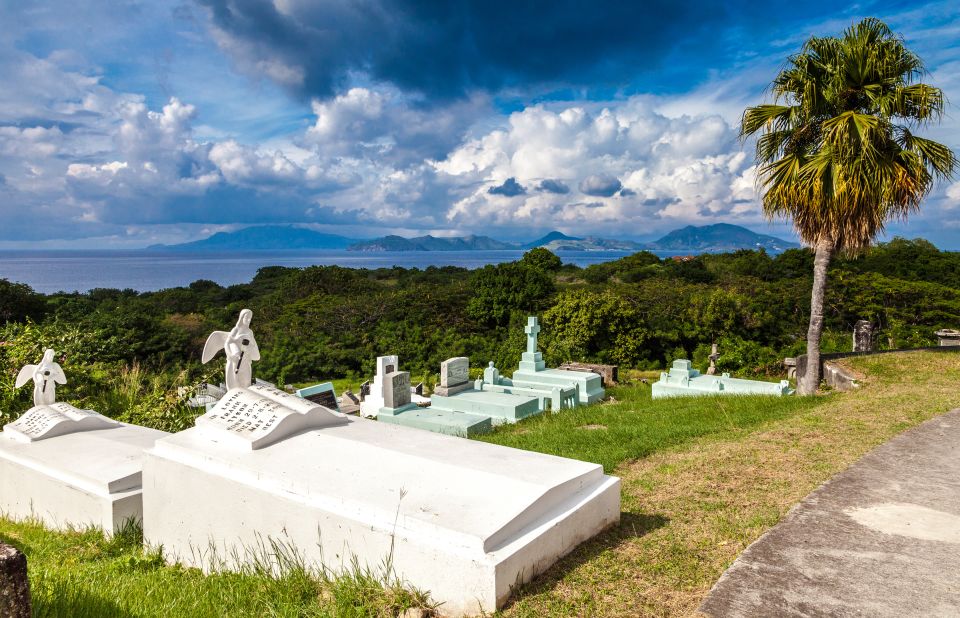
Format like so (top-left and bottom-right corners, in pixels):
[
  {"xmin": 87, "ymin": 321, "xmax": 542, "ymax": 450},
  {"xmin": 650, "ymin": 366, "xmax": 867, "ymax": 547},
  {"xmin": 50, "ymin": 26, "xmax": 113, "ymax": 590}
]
[{"xmin": 0, "ymin": 239, "xmax": 958, "ymax": 420}]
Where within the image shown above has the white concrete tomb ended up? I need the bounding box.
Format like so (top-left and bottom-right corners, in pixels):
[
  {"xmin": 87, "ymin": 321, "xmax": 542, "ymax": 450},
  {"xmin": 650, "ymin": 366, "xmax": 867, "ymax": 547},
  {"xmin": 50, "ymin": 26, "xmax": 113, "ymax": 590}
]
[
  {"xmin": 142, "ymin": 317, "xmax": 620, "ymax": 615},
  {"xmin": 143, "ymin": 418, "xmax": 620, "ymax": 615},
  {"xmin": 0, "ymin": 349, "xmax": 168, "ymax": 533}
]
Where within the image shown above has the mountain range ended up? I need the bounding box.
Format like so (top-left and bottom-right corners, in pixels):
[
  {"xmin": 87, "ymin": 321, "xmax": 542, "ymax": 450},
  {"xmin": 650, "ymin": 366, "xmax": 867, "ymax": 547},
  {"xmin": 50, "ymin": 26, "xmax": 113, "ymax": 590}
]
[{"xmin": 147, "ymin": 224, "xmax": 799, "ymax": 254}]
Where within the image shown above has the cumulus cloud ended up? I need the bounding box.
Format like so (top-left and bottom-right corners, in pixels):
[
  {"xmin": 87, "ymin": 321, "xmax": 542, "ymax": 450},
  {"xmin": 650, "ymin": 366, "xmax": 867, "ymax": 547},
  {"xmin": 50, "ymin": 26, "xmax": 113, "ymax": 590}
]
[
  {"xmin": 488, "ymin": 177, "xmax": 525, "ymax": 196},
  {"xmin": 436, "ymin": 99, "xmax": 764, "ymax": 234},
  {"xmin": 538, "ymin": 179, "xmax": 570, "ymax": 194},
  {"xmin": 303, "ymin": 86, "xmax": 486, "ymax": 165},
  {"xmin": 579, "ymin": 174, "xmax": 622, "ymax": 197}
]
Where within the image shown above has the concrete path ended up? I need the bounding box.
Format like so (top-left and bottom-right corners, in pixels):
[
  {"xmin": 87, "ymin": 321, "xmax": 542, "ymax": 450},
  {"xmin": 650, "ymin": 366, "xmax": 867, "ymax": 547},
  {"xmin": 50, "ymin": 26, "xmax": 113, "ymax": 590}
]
[{"xmin": 700, "ymin": 409, "xmax": 960, "ymax": 617}]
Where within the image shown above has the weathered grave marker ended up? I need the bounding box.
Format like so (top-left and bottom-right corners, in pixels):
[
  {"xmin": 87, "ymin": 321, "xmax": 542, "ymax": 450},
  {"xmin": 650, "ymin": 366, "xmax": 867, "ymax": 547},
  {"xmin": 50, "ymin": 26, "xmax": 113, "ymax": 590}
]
[{"xmin": 853, "ymin": 320, "xmax": 873, "ymax": 352}]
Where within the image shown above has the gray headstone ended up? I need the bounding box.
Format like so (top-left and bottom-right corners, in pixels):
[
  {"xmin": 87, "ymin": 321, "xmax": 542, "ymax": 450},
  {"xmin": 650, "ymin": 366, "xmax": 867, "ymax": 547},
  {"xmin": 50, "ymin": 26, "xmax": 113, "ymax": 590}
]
[
  {"xmin": 359, "ymin": 380, "xmax": 371, "ymax": 400},
  {"xmin": 440, "ymin": 357, "xmax": 470, "ymax": 387},
  {"xmin": 384, "ymin": 371, "xmax": 411, "ymax": 409},
  {"xmin": 853, "ymin": 320, "xmax": 873, "ymax": 352},
  {"xmin": 0, "ymin": 543, "xmax": 30, "ymax": 618}
]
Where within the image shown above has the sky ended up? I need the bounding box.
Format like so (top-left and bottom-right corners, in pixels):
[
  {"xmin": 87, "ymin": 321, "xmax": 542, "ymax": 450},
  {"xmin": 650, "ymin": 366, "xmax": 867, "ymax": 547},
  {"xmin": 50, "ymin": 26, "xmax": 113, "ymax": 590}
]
[{"xmin": 0, "ymin": 0, "xmax": 958, "ymax": 249}]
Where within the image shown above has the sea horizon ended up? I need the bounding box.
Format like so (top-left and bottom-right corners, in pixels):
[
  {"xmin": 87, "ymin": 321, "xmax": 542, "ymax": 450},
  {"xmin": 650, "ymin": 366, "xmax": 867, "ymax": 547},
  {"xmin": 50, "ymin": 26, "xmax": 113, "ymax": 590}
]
[{"xmin": 0, "ymin": 248, "xmax": 683, "ymax": 294}]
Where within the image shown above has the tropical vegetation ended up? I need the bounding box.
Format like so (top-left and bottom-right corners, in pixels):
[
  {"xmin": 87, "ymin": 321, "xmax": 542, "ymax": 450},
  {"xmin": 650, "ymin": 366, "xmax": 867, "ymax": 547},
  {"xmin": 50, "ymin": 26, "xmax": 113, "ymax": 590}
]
[
  {"xmin": 1, "ymin": 239, "xmax": 959, "ymax": 424},
  {"xmin": 740, "ymin": 18, "xmax": 956, "ymax": 394}
]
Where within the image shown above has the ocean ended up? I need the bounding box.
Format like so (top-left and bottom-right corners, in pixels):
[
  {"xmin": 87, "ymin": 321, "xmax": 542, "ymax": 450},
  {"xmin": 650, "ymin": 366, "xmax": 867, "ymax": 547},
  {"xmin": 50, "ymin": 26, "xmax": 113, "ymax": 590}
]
[{"xmin": 0, "ymin": 249, "xmax": 665, "ymax": 294}]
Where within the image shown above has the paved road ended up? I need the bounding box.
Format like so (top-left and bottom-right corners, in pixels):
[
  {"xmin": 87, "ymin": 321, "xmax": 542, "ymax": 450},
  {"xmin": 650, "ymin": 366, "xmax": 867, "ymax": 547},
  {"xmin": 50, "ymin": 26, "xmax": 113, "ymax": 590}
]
[{"xmin": 700, "ymin": 409, "xmax": 960, "ymax": 617}]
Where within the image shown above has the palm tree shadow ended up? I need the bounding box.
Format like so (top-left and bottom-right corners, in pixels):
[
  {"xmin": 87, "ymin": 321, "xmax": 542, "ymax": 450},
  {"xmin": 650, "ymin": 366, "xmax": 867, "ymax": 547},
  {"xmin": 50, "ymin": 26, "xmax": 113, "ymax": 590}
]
[{"xmin": 501, "ymin": 510, "xmax": 669, "ymax": 608}]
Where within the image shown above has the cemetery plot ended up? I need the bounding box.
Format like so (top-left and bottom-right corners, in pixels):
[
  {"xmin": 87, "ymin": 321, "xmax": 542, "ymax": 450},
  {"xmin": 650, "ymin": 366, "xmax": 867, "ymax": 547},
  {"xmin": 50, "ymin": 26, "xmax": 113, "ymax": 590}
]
[
  {"xmin": 0, "ymin": 423, "xmax": 168, "ymax": 533},
  {"xmin": 142, "ymin": 417, "xmax": 620, "ymax": 616},
  {"xmin": 0, "ymin": 350, "xmax": 169, "ymax": 533},
  {"xmin": 652, "ymin": 359, "xmax": 794, "ymax": 399}
]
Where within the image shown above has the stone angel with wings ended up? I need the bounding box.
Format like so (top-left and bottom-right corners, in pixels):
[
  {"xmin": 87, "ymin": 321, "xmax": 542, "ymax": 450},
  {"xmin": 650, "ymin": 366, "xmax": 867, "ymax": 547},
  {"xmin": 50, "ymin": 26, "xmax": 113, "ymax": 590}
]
[
  {"xmin": 16, "ymin": 348, "xmax": 67, "ymax": 406},
  {"xmin": 202, "ymin": 309, "xmax": 260, "ymax": 390}
]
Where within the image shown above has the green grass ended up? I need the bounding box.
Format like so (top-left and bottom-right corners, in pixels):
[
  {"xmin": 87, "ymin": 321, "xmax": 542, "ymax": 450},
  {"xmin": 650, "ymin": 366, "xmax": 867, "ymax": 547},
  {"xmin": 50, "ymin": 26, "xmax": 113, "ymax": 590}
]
[
  {"xmin": 0, "ymin": 519, "xmax": 433, "ymax": 618},
  {"xmin": 476, "ymin": 382, "xmax": 825, "ymax": 472}
]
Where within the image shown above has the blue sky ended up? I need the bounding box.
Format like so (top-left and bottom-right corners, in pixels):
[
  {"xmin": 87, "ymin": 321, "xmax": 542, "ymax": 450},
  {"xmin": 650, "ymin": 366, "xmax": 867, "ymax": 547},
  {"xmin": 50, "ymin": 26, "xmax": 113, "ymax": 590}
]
[{"xmin": 0, "ymin": 0, "xmax": 958, "ymax": 248}]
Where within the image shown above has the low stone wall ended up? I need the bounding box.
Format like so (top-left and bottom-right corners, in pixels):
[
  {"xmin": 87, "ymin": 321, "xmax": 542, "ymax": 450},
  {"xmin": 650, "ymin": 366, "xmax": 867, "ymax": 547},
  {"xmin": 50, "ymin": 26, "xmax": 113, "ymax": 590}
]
[
  {"xmin": 794, "ymin": 346, "xmax": 960, "ymax": 389},
  {"xmin": 0, "ymin": 543, "xmax": 30, "ymax": 618},
  {"xmin": 822, "ymin": 361, "xmax": 860, "ymax": 392}
]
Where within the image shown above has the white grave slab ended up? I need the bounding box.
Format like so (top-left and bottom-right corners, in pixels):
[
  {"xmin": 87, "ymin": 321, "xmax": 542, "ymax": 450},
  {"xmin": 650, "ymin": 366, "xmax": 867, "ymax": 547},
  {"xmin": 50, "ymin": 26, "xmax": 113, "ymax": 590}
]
[
  {"xmin": 1, "ymin": 349, "xmax": 169, "ymax": 533},
  {"xmin": 0, "ymin": 424, "xmax": 169, "ymax": 532},
  {"xmin": 142, "ymin": 417, "xmax": 620, "ymax": 615}
]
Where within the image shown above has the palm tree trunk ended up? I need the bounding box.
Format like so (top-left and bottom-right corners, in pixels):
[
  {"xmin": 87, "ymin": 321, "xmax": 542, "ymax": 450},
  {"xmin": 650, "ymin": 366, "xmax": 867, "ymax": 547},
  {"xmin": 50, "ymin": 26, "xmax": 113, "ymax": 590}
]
[{"xmin": 799, "ymin": 238, "xmax": 835, "ymax": 395}]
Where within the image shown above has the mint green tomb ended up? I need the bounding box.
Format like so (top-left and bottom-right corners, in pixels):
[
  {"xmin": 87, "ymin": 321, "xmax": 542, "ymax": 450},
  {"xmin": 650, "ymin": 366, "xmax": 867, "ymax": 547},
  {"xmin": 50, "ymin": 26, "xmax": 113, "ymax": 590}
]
[
  {"xmin": 652, "ymin": 359, "xmax": 794, "ymax": 398},
  {"xmin": 429, "ymin": 388, "xmax": 541, "ymax": 425},
  {"xmin": 508, "ymin": 317, "xmax": 605, "ymax": 405}
]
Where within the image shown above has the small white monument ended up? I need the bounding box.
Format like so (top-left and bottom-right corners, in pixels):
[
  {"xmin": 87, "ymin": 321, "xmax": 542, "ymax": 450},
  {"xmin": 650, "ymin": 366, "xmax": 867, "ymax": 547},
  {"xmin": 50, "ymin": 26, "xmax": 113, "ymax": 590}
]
[
  {"xmin": 202, "ymin": 308, "xmax": 260, "ymax": 390},
  {"xmin": 143, "ymin": 319, "xmax": 621, "ymax": 615},
  {"xmin": 15, "ymin": 348, "xmax": 66, "ymax": 406},
  {"xmin": 0, "ymin": 349, "xmax": 168, "ymax": 533},
  {"xmin": 359, "ymin": 355, "xmax": 429, "ymax": 418}
]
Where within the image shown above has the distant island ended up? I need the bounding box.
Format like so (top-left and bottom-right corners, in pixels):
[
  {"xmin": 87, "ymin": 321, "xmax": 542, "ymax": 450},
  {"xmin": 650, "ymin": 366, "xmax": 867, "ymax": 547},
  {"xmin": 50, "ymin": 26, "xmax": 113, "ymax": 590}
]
[
  {"xmin": 644, "ymin": 223, "xmax": 800, "ymax": 253},
  {"xmin": 347, "ymin": 234, "xmax": 515, "ymax": 251},
  {"xmin": 147, "ymin": 226, "xmax": 354, "ymax": 251},
  {"xmin": 147, "ymin": 223, "xmax": 799, "ymax": 254}
]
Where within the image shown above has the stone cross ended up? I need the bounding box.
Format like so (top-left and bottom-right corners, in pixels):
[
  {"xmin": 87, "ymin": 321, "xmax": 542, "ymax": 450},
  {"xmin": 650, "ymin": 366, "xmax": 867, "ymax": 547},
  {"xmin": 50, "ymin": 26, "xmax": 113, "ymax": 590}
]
[{"xmin": 525, "ymin": 317, "xmax": 541, "ymax": 354}]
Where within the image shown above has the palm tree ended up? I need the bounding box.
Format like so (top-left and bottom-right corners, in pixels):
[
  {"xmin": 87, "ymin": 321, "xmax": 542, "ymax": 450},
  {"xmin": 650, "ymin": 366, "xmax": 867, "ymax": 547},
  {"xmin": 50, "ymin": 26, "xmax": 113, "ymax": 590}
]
[{"xmin": 741, "ymin": 18, "xmax": 956, "ymax": 395}]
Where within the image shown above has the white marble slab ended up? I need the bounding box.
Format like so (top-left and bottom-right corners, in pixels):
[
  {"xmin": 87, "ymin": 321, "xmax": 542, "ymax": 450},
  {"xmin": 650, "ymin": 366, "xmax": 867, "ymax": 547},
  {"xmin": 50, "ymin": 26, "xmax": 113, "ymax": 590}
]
[{"xmin": 143, "ymin": 416, "xmax": 619, "ymax": 615}]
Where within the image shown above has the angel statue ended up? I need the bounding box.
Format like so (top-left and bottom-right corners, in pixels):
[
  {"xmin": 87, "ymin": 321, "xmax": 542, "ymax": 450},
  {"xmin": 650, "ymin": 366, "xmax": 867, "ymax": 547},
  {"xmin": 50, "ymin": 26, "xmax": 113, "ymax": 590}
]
[
  {"xmin": 16, "ymin": 348, "xmax": 67, "ymax": 406},
  {"xmin": 202, "ymin": 309, "xmax": 260, "ymax": 390}
]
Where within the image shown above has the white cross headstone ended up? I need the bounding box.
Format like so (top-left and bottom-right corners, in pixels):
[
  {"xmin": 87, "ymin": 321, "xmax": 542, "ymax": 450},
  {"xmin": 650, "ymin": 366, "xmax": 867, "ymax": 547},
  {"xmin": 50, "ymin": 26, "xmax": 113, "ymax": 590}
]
[{"xmin": 525, "ymin": 317, "xmax": 541, "ymax": 354}]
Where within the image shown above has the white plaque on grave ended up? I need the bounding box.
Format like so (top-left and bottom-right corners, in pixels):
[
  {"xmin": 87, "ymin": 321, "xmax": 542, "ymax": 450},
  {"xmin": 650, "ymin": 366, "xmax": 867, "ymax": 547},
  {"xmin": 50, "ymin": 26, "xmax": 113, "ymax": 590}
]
[
  {"xmin": 195, "ymin": 383, "xmax": 347, "ymax": 450},
  {"xmin": 3, "ymin": 402, "xmax": 119, "ymax": 443}
]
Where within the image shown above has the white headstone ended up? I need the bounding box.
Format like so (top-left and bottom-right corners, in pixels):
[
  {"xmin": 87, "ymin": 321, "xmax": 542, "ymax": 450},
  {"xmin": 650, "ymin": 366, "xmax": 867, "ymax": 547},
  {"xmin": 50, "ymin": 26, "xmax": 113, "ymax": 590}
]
[
  {"xmin": 359, "ymin": 355, "xmax": 399, "ymax": 418},
  {"xmin": 433, "ymin": 357, "xmax": 473, "ymax": 397}
]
